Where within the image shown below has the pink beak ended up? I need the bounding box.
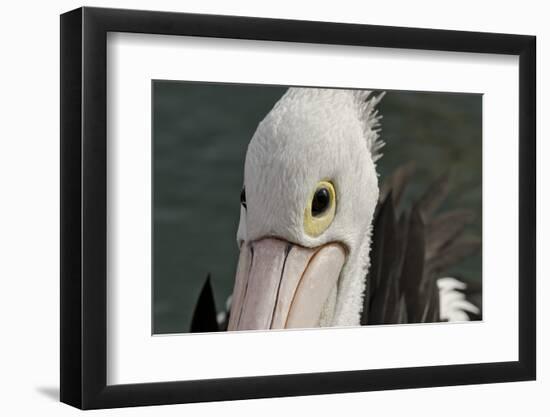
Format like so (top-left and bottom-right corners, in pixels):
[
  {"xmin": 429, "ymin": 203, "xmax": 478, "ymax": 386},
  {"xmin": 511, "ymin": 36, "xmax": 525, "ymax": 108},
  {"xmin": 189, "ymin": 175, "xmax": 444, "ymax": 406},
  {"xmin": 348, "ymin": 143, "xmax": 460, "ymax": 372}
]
[{"xmin": 227, "ymin": 238, "xmax": 346, "ymax": 331}]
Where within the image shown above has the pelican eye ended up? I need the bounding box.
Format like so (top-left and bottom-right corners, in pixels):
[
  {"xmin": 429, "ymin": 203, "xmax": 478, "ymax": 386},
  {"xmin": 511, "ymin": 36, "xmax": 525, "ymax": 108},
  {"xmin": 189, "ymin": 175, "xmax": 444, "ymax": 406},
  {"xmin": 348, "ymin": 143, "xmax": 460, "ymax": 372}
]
[
  {"xmin": 304, "ymin": 181, "xmax": 336, "ymax": 237},
  {"xmin": 312, "ymin": 187, "xmax": 330, "ymax": 216},
  {"xmin": 240, "ymin": 188, "xmax": 247, "ymax": 209}
]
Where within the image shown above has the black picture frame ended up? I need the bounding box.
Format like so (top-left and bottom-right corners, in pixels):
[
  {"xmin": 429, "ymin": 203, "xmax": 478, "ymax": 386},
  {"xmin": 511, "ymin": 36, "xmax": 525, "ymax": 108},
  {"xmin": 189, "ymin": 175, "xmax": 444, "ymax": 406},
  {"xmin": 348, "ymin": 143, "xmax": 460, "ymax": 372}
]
[{"xmin": 60, "ymin": 6, "xmax": 536, "ymax": 410}]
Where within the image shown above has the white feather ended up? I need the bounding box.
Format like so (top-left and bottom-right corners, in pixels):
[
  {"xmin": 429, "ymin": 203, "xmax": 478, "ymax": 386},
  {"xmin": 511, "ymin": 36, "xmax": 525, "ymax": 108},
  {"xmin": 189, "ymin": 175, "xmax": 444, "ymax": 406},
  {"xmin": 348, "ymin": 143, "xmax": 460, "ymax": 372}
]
[{"xmin": 437, "ymin": 277, "xmax": 480, "ymax": 322}]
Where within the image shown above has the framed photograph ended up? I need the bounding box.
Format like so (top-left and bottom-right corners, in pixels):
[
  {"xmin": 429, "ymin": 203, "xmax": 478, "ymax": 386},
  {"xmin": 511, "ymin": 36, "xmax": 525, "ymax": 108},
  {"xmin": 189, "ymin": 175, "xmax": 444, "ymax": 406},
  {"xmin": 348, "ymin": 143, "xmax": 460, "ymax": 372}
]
[{"xmin": 60, "ymin": 6, "xmax": 536, "ymax": 409}]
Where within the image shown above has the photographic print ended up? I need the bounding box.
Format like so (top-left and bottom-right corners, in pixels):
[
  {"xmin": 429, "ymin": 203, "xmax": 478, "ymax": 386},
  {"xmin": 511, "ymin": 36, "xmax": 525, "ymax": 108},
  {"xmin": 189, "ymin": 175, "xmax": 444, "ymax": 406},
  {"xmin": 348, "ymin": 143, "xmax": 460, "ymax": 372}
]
[{"xmin": 152, "ymin": 82, "xmax": 482, "ymax": 334}]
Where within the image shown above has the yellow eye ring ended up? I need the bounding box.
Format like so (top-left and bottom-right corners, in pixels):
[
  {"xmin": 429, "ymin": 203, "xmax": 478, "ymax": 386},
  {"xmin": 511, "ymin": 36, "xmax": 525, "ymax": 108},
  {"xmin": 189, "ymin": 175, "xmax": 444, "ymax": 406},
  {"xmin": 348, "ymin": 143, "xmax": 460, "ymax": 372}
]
[{"xmin": 304, "ymin": 181, "xmax": 336, "ymax": 237}]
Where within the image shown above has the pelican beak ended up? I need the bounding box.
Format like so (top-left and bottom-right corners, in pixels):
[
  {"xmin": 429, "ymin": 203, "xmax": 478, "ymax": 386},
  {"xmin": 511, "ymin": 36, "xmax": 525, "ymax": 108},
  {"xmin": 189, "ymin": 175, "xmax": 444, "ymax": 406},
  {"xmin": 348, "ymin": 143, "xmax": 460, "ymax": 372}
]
[{"xmin": 227, "ymin": 238, "xmax": 346, "ymax": 331}]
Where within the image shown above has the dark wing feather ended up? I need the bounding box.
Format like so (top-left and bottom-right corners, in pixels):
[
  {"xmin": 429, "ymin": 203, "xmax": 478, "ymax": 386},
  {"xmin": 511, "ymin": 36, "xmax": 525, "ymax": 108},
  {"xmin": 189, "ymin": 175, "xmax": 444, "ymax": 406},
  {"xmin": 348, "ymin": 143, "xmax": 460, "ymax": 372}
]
[
  {"xmin": 363, "ymin": 194, "xmax": 402, "ymax": 324},
  {"xmin": 425, "ymin": 209, "xmax": 476, "ymax": 260},
  {"xmin": 428, "ymin": 236, "xmax": 481, "ymax": 274},
  {"xmin": 379, "ymin": 161, "xmax": 416, "ymax": 208},
  {"xmin": 362, "ymin": 166, "xmax": 480, "ymax": 325},
  {"xmin": 400, "ymin": 206, "xmax": 429, "ymax": 323},
  {"xmin": 416, "ymin": 173, "xmax": 450, "ymax": 220},
  {"xmin": 190, "ymin": 275, "xmax": 220, "ymax": 333}
]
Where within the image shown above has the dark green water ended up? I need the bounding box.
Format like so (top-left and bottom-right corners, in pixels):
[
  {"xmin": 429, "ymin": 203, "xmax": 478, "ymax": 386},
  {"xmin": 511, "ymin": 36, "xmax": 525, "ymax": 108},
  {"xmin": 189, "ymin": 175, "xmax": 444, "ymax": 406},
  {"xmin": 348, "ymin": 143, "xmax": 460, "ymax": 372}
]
[{"xmin": 153, "ymin": 81, "xmax": 482, "ymax": 334}]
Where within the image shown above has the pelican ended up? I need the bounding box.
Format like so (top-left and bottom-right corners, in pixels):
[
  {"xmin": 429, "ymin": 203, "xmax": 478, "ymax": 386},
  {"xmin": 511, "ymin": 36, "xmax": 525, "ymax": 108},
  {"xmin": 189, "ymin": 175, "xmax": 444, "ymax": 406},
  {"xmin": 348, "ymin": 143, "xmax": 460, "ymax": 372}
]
[{"xmin": 190, "ymin": 88, "xmax": 480, "ymax": 332}]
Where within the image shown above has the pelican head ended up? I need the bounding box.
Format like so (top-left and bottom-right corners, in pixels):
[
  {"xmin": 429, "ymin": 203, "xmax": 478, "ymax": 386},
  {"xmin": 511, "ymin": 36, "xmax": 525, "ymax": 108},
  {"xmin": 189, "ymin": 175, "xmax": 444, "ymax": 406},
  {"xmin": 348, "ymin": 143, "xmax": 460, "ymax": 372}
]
[{"xmin": 228, "ymin": 88, "xmax": 384, "ymax": 330}]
